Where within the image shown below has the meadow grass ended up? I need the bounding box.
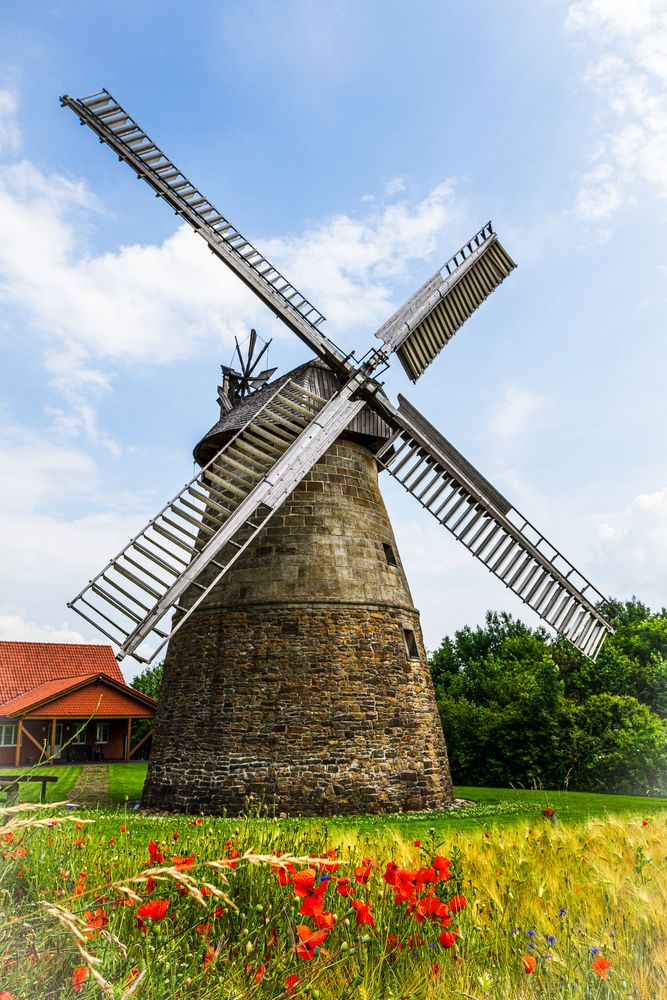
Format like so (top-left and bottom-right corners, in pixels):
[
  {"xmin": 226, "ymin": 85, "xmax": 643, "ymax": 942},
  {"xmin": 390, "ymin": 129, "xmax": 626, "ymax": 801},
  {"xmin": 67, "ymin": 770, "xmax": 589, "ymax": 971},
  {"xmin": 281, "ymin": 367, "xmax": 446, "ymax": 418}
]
[{"xmin": 1, "ymin": 797, "xmax": 665, "ymax": 999}]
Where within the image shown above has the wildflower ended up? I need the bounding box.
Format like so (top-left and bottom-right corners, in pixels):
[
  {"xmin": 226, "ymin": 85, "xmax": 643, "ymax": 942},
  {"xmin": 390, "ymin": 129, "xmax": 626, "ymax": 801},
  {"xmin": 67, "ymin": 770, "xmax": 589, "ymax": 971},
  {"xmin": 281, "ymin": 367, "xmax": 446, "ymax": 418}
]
[
  {"xmin": 136, "ymin": 899, "xmax": 169, "ymax": 927},
  {"xmin": 0, "ymin": 992, "xmax": 15, "ymax": 1000},
  {"xmin": 196, "ymin": 922, "xmax": 213, "ymax": 938},
  {"xmin": 431, "ymin": 856, "xmax": 450, "ymax": 879},
  {"xmin": 484, "ymin": 831, "xmax": 490, "ymax": 838},
  {"xmin": 590, "ymin": 947, "xmax": 600, "ymax": 954},
  {"xmin": 449, "ymin": 894, "xmax": 467, "ymax": 914},
  {"xmin": 642, "ymin": 820, "xmax": 649, "ymax": 827},
  {"xmin": 354, "ymin": 862, "xmax": 375, "ymax": 885},
  {"xmin": 120, "ymin": 825, "xmax": 127, "ymax": 832},
  {"xmin": 592, "ymin": 955, "xmax": 611, "ymax": 979},
  {"xmin": 313, "ymin": 910, "xmax": 336, "ymax": 930},
  {"xmin": 203, "ymin": 946, "xmax": 217, "ymax": 969},
  {"xmin": 300, "ymin": 883, "xmax": 328, "ymax": 918},
  {"xmin": 75, "ymin": 821, "xmax": 85, "ymax": 830},
  {"xmin": 108, "ymin": 837, "xmax": 116, "ymax": 845},
  {"xmin": 295, "ymin": 924, "xmax": 329, "ymax": 960},
  {"xmin": 332, "ymin": 876, "xmax": 355, "ymax": 897},
  {"xmin": 71, "ymin": 966, "xmax": 89, "ymax": 991},
  {"xmin": 439, "ymin": 930, "xmax": 459, "ymax": 948},
  {"xmin": 173, "ymin": 832, "xmax": 179, "ymax": 840},
  {"xmin": 252, "ymin": 964, "xmax": 267, "ymax": 984},
  {"xmin": 413, "ymin": 839, "xmax": 421, "ymax": 847},
  {"xmin": 147, "ymin": 840, "xmax": 164, "ymax": 864},
  {"xmin": 285, "ymin": 974, "xmax": 299, "ymax": 996},
  {"xmin": 526, "ymin": 929, "xmax": 537, "ymax": 937},
  {"xmin": 543, "ymin": 807, "xmax": 553, "ymax": 816},
  {"xmin": 522, "ymin": 956, "xmax": 536, "ymax": 974},
  {"xmin": 559, "ymin": 907, "xmax": 566, "ymax": 917},
  {"xmin": 351, "ymin": 899, "xmax": 375, "ymax": 926},
  {"xmin": 546, "ymin": 935, "xmax": 556, "ymax": 945},
  {"xmin": 74, "ymin": 838, "xmax": 85, "ymax": 848},
  {"xmin": 172, "ymin": 853, "xmax": 194, "ymax": 869}
]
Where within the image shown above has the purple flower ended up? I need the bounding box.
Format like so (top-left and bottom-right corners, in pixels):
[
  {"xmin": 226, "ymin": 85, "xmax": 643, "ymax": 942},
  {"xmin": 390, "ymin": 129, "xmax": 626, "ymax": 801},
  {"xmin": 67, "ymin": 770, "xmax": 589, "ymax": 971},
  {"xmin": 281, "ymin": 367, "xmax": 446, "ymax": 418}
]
[
  {"xmin": 509, "ymin": 929, "xmax": 518, "ymax": 936},
  {"xmin": 558, "ymin": 907, "xmax": 566, "ymax": 917},
  {"xmin": 527, "ymin": 930, "xmax": 537, "ymax": 937},
  {"xmin": 546, "ymin": 935, "xmax": 556, "ymax": 945},
  {"xmin": 590, "ymin": 947, "xmax": 600, "ymax": 954}
]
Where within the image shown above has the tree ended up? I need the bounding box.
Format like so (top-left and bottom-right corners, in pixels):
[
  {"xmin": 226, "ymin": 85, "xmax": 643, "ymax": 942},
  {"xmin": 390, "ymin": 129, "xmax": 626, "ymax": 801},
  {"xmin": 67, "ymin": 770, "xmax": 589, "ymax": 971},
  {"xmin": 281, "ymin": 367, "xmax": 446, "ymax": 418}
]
[
  {"xmin": 429, "ymin": 601, "xmax": 667, "ymax": 795},
  {"xmin": 131, "ymin": 661, "xmax": 164, "ymax": 701},
  {"xmin": 129, "ymin": 661, "xmax": 164, "ymax": 757}
]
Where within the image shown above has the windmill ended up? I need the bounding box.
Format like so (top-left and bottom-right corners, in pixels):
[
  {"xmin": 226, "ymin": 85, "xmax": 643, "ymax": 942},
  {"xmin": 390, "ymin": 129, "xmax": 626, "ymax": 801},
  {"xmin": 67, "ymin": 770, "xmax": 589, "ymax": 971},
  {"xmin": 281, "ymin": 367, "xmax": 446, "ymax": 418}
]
[{"xmin": 62, "ymin": 89, "xmax": 614, "ymax": 816}]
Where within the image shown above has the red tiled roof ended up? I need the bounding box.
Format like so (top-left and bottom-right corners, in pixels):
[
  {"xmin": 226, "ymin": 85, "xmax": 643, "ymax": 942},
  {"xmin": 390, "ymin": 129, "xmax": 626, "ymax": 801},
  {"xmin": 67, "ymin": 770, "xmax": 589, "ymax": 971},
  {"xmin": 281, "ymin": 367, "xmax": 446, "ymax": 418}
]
[
  {"xmin": 0, "ymin": 641, "xmax": 124, "ymax": 705},
  {"xmin": 0, "ymin": 674, "xmax": 156, "ymax": 718}
]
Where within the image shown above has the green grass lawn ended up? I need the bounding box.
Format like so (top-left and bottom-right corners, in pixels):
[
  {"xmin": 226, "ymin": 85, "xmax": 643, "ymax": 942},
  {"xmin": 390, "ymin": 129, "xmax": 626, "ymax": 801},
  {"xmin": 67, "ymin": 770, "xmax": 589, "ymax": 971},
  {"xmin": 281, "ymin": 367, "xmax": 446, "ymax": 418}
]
[
  {"xmin": 0, "ymin": 764, "xmax": 81, "ymax": 804},
  {"xmin": 108, "ymin": 761, "xmax": 148, "ymax": 803},
  {"xmin": 6, "ymin": 764, "xmax": 667, "ymax": 831}
]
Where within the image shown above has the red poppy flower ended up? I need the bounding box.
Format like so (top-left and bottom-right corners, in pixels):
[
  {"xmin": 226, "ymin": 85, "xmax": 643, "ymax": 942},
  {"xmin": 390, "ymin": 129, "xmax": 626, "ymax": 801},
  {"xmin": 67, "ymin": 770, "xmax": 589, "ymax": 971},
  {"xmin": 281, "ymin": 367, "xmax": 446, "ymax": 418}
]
[
  {"xmin": 354, "ymin": 864, "xmax": 374, "ymax": 885},
  {"xmin": 331, "ymin": 876, "xmax": 355, "ymax": 897},
  {"xmin": 0, "ymin": 992, "xmax": 16, "ymax": 1000},
  {"xmin": 172, "ymin": 832, "xmax": 179, "ymax": 840},
  {"xmin": 313, "ymin": 910, "xmax": 336, "ymax": 930},
  {"xmin": 295, "ymin": 924, "xmax": 329, "ymax": 960},
  {"xmin": 414, "ymin": 896, "xmax": 449, "ymax": 923},
  {"xmin": 71, "ymin": 967, "xmax": 88, "ymax": 991},
  {"xmin": 299, "ymin": 883, "xmax": 328, "ymax": 917},
  {"xmin": 203, "ymin": 946, "xmax": 217, "ymax": 969},
  {"xmin": 171, "ymin": 854, "xmax": 194, "ymax": 869},
  {"xmin": 292, "ymin": 869, "xmax": 317, "ymax": 896},
  {"xmin": 252, "ymin": 963, "xmax": 267, "ymax": 984},
  {"xmin": 439, "ymin": 930, "xmax": 459, "ymax": 949},
  {"xmin": 351, "ymin": 899, "xmax": 375, "ymax": 926},
  {"xmin": 592, "ymin": 956, "xmax": 611, "ymax": 979},
  {"xmin": 431, "ymin": 856, "xmax": 451, "ymax": 880},
  {"xmin": 137, "ymin": 899, "xmax": 169, "ymax": 922},
  {"xmin": 147, "ymin": 840, "xmax": 164, "ymax": 864},
  {"xmin": 449, "ymin": 894, "xmax": 467, "ymax": 914},
  {"xmin": 522, "ymin": 955, "xmax": 536, "ymax": 974},
  {"xmin": 285, "ymin": 974, "xmax": 299, "ymax": 996},
  {"xmin": 413, "ymin": 839, "xmax": 421, "ymax": 847}
]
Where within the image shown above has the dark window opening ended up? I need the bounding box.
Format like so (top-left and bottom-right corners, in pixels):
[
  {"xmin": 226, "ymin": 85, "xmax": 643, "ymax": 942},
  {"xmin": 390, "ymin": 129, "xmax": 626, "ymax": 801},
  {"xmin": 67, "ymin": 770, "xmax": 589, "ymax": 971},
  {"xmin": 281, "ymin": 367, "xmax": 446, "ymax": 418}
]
[
  {"xmin": 383, "ymin": 543, "xmax": 397, "ymax": 567},
  {"xmin": 403, "ymin": 628, "xmax": 419, "ymax": 659}
]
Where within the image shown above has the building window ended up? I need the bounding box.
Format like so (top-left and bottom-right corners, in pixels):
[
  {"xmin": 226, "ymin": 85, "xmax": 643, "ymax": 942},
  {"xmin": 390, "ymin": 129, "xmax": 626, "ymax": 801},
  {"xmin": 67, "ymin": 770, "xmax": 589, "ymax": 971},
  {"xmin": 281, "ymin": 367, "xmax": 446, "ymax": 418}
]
[
  {"xmin": 0, "ymin": 724, "xmax": 17, "ymax": 747},
  {"xmin": 383, "ymin": 543, "xmax": 398, "ymax": 567},
  {"xmin": 403, "ymin": 628, "xmax": 420, "ymax": 660},
  {"xmin": 95, "ymin": 722, "xmax": 109, "ymax": 744},
  {"xmin": 69, "ymin": 721, "xmax": 87, "ymax": 745}
]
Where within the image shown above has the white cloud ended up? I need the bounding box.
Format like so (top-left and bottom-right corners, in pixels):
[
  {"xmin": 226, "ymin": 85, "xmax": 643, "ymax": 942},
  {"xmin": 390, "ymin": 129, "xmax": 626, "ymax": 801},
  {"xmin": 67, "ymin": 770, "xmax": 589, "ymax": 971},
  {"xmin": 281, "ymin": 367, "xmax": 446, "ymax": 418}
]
[
  {"xmin": 0, "ymin": 97, "xmax": 459, "ymax": 446},
  {"xmin": 593, "ymin": 484, "xmax": 667, "ymax": 607},
  {"xmin": 0, "ymin": 90, "xmax": 20, "ymax": 156},
  {"xmin": 566, "ymin": 0, "xmax": 667, "ymax": 225},
  {"xmin": 486, "ymin": 385, "xmax": 545, "ymax": 442},
  {"xmin": 0, "ymin": 614, "xmax": 85, "ymax": 643}
]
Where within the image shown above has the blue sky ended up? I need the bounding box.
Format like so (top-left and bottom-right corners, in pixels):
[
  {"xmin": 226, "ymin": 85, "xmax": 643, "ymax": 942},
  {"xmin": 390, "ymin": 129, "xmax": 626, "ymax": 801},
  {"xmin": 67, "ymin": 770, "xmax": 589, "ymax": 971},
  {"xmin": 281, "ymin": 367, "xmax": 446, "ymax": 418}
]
[{"xmin": 1, "ymin": 1, "xmax": 666, "ymax": 678}]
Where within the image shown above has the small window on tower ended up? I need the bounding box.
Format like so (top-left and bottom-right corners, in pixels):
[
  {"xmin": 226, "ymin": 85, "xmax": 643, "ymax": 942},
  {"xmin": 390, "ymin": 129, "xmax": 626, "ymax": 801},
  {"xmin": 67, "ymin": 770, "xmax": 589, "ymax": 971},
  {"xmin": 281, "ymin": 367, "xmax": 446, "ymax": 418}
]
[
  {"xmin": 403, "ymin": 628, "xmax": 419, "ymax": 659},
  {"xmin": 383, "ymin": 543, "xmax": 397, "ymax": 567}
]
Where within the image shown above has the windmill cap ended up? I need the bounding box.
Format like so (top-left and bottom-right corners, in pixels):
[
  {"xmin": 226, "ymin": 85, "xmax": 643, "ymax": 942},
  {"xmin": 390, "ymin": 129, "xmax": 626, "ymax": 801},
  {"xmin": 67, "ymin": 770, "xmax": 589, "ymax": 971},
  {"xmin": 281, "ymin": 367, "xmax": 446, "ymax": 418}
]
[{"xmin": 193, "ymin": 359, "xmax": 392, "ymax": 467}]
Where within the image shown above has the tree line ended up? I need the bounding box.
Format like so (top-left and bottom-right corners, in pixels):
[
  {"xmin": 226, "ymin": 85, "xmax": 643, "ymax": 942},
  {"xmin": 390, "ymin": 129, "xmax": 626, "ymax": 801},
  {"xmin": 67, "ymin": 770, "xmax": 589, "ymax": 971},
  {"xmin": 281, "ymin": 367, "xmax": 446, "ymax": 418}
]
[{"xmin": 428, "ymin": 598, "xmax": 667, "ymax": 796}]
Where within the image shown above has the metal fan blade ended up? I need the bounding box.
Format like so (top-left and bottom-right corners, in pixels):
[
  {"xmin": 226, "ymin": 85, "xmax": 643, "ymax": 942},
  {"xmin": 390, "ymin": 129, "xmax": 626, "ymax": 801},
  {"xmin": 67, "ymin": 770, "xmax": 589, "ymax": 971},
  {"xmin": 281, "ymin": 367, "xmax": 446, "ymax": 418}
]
[
  {"xmin": 68, "ymin": 376, "xmax": 366, "ymax": 662},
  {"xmin": 373, "ymin": 223, "xmax": 516, "ymax": 382},
  {"xmin": 60, "ymin": 90, "xmax": 351, "ymax": 376},
  {"xmin": 375, "ymin": 395, "xmax": 613, "ymax": 660},
  {"xmin": 250, "ymin": 367, "xmax": 278, "ymax": 388}
]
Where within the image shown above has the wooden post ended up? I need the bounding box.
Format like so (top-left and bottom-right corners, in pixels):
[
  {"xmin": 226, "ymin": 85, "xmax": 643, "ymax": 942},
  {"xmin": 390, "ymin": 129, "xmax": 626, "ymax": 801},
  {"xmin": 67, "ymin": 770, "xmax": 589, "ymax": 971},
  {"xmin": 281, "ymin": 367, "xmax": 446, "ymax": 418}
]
[
  {"xmin": 50, "ymin": 718, "xmax": 57, "ymax": 761},
  {"xmin": 126, "ymin": 718, "xmax": 132, "ymax": 761},
  {"xmin": 128, "ymin": 728, "xmax": 152, "ymax": 759},
  {"xmin": 14, "ymin": 719, "xmax": 22, "ymax": 768}
]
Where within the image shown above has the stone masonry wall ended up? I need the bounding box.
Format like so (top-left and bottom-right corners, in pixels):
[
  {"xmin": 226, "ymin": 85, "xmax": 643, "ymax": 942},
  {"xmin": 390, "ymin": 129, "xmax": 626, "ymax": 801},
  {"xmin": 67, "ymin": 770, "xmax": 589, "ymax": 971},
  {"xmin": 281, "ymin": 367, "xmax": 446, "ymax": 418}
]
[{"xmin": 142, "ymin": 440, "xmax": 454, "ymax": 815}]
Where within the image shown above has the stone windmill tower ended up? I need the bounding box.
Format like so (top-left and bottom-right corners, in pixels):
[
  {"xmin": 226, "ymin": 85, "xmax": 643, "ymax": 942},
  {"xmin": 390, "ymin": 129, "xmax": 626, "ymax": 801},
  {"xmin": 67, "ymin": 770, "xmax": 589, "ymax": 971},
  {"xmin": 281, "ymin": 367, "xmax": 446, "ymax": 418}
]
[{"xmin": 63, "ymin": 89, "xmax": 614, "ymax": 816}]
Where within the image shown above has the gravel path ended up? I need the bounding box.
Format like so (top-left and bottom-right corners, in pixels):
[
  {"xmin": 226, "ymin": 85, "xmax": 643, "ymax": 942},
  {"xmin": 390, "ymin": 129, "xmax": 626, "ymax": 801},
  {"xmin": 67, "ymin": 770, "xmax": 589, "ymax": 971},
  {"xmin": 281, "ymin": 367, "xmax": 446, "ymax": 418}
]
[{"xmin": 70, "ymin": 765, "xmax": 111, "ymax": 807}]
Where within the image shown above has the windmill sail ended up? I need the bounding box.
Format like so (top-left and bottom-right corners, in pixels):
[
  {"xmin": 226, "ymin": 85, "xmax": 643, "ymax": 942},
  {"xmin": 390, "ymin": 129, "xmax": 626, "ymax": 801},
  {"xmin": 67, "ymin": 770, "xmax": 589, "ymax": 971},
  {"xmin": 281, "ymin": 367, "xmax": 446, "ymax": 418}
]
[
  {"xmin": 376, "ymin": 396, "xmax": 613, "ymax": 659},
  {"xmin": 69, "ymin": 378, "xmax": 365, "ymax": 662},
  {"xmin": 374, "ymin": 223, "xmax": 516, "ymax": 381},
  {"xmin": 60, "ymin": 89, "xmax": 351, "ymax": 375}
]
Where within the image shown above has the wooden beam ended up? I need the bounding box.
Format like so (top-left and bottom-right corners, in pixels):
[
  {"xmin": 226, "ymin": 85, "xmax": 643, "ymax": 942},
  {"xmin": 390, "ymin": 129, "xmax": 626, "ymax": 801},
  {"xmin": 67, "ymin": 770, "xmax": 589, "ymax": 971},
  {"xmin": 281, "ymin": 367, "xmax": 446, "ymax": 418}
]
[
  {"xmin": 14, "ymin": 719, "xmax": 22, "ymax": 768},
  {"xmin": 21, "ymin": 724, "xmax": 47, "ymax": 759},
  {"xmin": 50, "ymin": 718, "xmax": 57, "ymax": 761},
  {"xmin": 126, "ymin": 718, "xmax": 132, "ymax": 761},
  {"xmin": 128, "ymin": 728, "xmax": 152, "ymax": 759}
]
